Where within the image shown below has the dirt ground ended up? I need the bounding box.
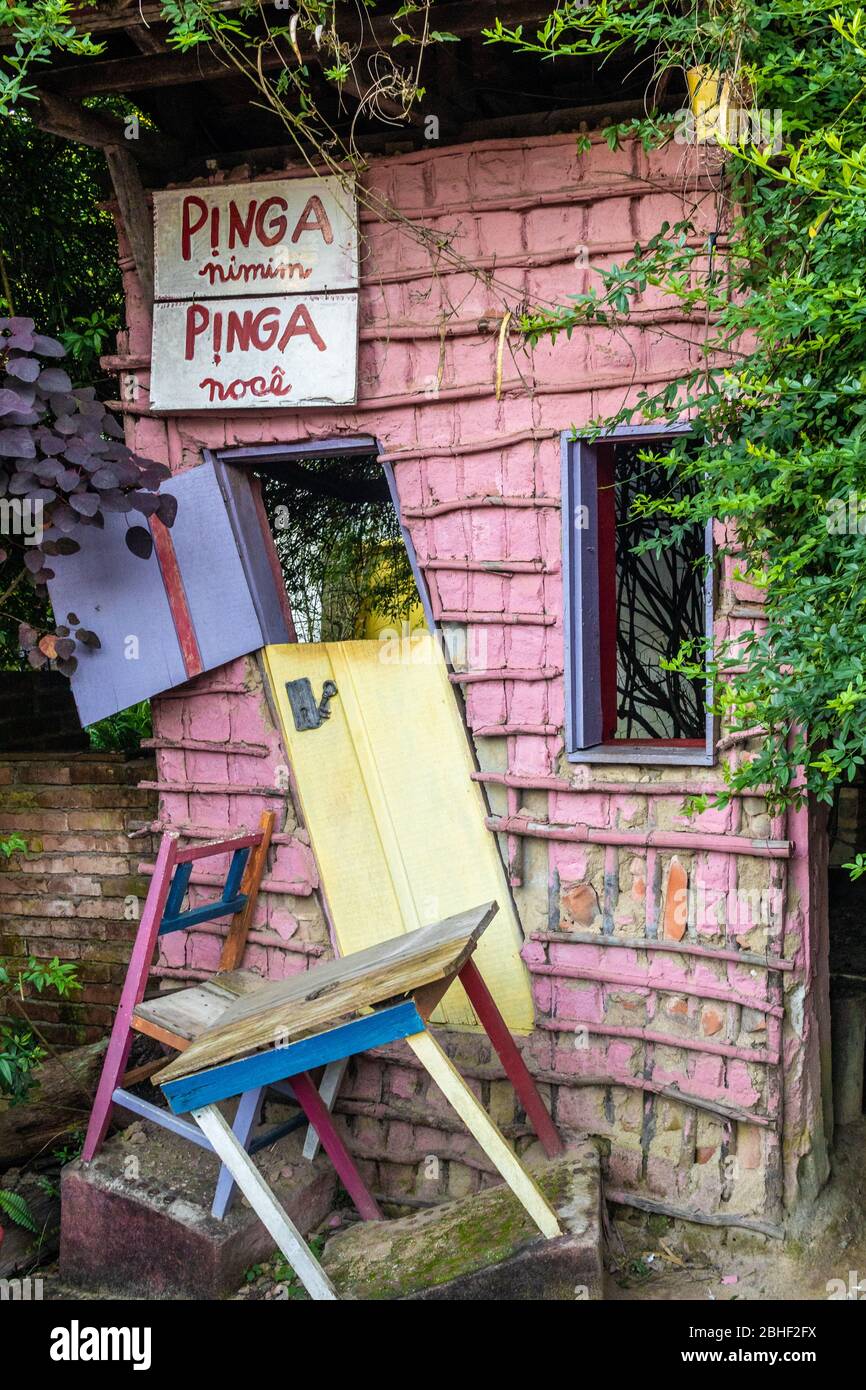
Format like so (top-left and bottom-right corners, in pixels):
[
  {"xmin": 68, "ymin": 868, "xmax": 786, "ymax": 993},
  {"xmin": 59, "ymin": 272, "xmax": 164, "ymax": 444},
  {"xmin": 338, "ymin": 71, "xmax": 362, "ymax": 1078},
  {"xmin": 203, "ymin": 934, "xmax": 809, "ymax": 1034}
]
[{"xmin": 606, "ymin": 1118, "xmax": 866, "ymax": 1301}]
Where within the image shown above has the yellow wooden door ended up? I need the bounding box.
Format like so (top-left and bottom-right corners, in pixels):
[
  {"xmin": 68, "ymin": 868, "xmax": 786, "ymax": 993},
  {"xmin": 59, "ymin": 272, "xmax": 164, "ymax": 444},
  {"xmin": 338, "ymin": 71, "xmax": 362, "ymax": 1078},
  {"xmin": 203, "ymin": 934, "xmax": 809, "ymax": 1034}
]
[{"xmin": 263, "ymin": 637, "xmax": 534, "ymax": 1031}]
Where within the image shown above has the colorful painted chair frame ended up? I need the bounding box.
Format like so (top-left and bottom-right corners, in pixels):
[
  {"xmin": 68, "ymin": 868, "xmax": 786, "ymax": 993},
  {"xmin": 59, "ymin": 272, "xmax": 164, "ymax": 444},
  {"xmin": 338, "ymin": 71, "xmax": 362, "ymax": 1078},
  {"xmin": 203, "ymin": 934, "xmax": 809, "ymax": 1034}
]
[
  {"xmin": 154, "ymin": 902, "xmax": 565, "ymax": 1300},
  {"xmin": 81, "ymin": 815, "xmax": 344, "ymax": 1219}
]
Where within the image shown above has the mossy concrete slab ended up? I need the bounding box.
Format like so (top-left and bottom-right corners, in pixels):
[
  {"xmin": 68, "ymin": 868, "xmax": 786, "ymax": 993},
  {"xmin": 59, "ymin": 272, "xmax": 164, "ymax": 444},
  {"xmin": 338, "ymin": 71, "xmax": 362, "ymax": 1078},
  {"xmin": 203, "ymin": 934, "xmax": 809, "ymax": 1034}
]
[{"xmin": 323, "ymin": 1143, "xmax": 604, "ymax": 1300}]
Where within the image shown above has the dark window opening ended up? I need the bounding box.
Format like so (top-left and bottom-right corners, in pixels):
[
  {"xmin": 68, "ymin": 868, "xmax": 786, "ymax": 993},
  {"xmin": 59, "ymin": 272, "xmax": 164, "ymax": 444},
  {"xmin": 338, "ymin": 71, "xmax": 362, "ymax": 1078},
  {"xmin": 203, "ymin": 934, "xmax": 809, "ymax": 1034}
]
[
  {"xmin": 563, "ymin": 427, "xmax": 713, "ymax": 766},
  {"xmin": 600, "ymin": 439, "xmax": 707, "ymax": 743},
  {"xmin": 255, "ymin": 452, "xmax": 423, "ymax": 643}
]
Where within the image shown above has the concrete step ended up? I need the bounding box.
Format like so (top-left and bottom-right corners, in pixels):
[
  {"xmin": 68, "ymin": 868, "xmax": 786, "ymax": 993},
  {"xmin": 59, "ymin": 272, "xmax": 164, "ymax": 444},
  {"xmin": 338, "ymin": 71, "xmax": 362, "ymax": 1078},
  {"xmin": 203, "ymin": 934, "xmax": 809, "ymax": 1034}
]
[{"xmin": 60, "ymin": 1112, "xmax": 336, "ymax": 1300}]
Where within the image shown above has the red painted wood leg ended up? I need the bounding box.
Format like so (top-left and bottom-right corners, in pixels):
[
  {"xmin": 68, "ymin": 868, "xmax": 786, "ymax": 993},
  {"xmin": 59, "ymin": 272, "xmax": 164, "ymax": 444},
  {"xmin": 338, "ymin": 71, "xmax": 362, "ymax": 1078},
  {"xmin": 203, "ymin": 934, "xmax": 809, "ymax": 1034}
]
[
  {"xmin": 83, "ymin": 834, "xmax": 179, "ymax": 1162},
  {"xmin": 459, "ymin": 957, "xmax": 564, "ymax": 1158},
  {"xmin": 290, "ymin": 1070, "xmax": 384, "ymax": 1221}
]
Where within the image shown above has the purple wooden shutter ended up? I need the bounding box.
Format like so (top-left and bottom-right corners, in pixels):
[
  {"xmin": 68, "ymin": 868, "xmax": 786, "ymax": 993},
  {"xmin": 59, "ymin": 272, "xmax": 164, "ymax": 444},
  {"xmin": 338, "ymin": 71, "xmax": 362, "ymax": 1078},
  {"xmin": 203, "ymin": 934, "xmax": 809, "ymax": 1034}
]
[
  {"xmin": 562, "ymin": 436, "xmax": 602, "ymax": 750},
  {"xmin": 46, "ymin": 459, "xmax": 290, "ymax": 726}
]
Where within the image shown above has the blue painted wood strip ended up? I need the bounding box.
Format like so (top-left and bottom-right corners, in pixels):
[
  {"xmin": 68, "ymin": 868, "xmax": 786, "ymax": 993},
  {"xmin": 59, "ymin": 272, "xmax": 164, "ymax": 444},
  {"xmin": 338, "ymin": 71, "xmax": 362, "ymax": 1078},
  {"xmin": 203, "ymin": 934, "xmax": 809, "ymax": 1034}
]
[
  {"xmin": 248, "ymin": 1113, "xmax": 306, "ymax": 1154},
  {"xmin": 159, "ymin": 894, "xmax": 248, "ymax": 935},
  {"xmin": 162, "ymin": 1001, "xmax": 425, "ymax": 1113},
  {"xmin": 222, "ymin": 847, "xmax": 250, "ymax": 902},
  {"xmin": 163, "ymin": 861, "xmax": 193, "ymax": 923}
]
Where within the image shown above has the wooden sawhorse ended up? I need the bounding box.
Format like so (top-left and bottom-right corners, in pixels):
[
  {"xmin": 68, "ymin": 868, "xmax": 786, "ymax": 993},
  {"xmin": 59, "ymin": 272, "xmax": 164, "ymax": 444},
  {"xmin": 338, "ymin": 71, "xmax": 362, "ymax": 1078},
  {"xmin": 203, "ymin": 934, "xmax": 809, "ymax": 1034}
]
[{"xmin": 156, "ymin": 902, "xmax": 564, "ymax": 1299}]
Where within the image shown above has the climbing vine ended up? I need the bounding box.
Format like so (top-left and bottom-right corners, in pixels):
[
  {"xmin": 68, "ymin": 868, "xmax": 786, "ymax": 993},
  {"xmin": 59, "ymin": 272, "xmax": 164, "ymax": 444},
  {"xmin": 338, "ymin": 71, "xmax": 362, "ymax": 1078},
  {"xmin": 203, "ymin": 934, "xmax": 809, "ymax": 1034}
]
[{"xmin": 489, "ymin": 1, "xmax": 866, "ymax": 841}]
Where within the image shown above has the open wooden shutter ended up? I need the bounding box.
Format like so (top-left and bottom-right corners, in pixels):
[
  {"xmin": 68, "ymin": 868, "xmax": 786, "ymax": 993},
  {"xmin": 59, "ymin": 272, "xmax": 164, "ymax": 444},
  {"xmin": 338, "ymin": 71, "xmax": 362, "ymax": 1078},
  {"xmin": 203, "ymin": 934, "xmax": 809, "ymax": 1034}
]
[{"xmin": 46, "ymin": 458, "xmax": 290, "ymax": 726}]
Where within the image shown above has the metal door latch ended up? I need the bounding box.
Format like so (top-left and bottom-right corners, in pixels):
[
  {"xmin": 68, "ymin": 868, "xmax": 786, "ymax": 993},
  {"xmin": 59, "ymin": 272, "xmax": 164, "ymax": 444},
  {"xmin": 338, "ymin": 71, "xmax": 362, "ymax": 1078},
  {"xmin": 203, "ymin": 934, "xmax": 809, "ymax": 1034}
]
[{"xmin": 285, "ymin": 677, "xmax": 339, "ymax": 731}]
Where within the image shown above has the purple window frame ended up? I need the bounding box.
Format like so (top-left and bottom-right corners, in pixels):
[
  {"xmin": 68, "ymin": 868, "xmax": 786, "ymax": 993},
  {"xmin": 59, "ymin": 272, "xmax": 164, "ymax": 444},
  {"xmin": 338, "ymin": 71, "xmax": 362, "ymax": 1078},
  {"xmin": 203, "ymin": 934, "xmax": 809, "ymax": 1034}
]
[{"xmin": 562, "ymin": 423, "xmax": 716, "ymax": 767}]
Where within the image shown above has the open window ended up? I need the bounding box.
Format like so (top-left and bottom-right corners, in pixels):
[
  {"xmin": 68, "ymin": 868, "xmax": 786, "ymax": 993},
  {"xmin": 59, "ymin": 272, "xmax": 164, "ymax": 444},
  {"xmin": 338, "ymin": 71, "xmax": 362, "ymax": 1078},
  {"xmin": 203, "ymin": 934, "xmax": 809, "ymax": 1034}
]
[
  {"xmin": 210, "ymin": 437, "xmax": 432, "ymax": 643},
  {"xmin": 562, "ymin": 425, "xmax": 715, "ymax": 766}
]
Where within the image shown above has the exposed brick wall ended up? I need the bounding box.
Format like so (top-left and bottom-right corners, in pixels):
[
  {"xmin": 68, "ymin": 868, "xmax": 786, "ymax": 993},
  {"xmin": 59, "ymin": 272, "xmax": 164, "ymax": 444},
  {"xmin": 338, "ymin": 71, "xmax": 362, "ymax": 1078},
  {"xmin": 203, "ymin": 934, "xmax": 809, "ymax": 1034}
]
[{"xmin": 0, "ymin": 753, "xmax": 157, "ymax": 1047}]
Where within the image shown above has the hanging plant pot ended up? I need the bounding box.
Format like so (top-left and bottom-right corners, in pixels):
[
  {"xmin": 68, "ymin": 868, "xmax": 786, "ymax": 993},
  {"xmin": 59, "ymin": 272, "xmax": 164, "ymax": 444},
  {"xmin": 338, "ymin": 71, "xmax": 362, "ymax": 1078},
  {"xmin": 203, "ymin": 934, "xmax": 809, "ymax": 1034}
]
[{"xmin": 685, "ymin": 65, "xmax": 732, "ymax": 143}]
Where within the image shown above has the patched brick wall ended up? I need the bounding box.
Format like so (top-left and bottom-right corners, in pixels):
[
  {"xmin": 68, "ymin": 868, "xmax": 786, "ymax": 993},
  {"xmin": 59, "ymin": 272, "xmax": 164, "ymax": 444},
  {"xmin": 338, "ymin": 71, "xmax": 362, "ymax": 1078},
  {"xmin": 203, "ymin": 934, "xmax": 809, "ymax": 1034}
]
[{"xmin": 0, "ymin": 753, "xmax": 157, "ymax": 1047}]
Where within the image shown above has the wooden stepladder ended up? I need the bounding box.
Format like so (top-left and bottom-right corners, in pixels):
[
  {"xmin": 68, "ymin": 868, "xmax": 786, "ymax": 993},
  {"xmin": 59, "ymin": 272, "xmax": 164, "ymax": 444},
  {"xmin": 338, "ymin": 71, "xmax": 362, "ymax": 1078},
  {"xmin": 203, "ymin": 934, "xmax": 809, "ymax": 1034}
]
[
  {"xmin": 83, "ymin": 813, "xmax": 382, "ymax": 1222},
  {"xmin": 83, "ymin": 817, "xmax": 275, "ymax": 1163}
]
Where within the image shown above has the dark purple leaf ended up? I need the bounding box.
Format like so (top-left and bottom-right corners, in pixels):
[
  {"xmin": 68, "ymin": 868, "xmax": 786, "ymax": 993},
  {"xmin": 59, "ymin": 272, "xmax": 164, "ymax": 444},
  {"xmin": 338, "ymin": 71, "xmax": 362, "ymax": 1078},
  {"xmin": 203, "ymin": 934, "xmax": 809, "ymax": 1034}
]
[
  {"xmin": 156, "ymin": 492, "xmax": 178, "ymax": 527},
  {"xmin": 128, "ymin": 490, "xmax": 160, "ymax": 516},
  {"xmin": 101, "ymin": 415, "xmax": 125, "ymax": 440},
  {"xmin": 56, "ymin": 656, "xmax": 78, "ymax": 678},
  {"xmin": 66, "ymin": 612, "xmax": 80, "ymax": 625},
  {"xmin": 112, "ymin": 460, "xmax": 139, "ymax": 487},
  {"xmin": 62, "ymin": 440, "xmax": 96, "ymax": 467},
  {"xmin": 31, "ymin": 333, "xmax": 66, "ymax": 358},
  {"xmin": 4, "ymin": 410, "xmax": 41, "ymax": 427},
  {"xmin": 0, "ymin": 428, "xmax": 36, "ymax": 458},
  {"xmin": 69, "ymin": 491, "xmax": 100, "ymax": 517},
  {"xmin": 31, "ymin": 567, "xmax": 54, "ymax": 583},
  {"xmin": 125, "ymin": 525, "xmax": 154, "ymax": 560},
  {"xmin": 54, "ymin": 414, "xmax": 79, "ymax": 436},
  {"xmin": 6, "ymin": 356, "xmax": 40, "ymax": 383},
  {"xmin": 57, "ymin": 467, "xmax": 82, "ymax": 491},
  {"xmin": 91, "ymin": 466, "xmax": 120, "ymax": 489},
  {"xmin": 49, "ymin": 502, "xmax": 78, "ymax": 533},
  {"xmin": 29, "ymin": 487, "xmax": 57, "ymax": 505},
  {"xmin": 37, "ymin": 368, "xmax": 72, "ymax": 394},
  {"xmin": 27, "ymin": 648, "xmax": 47, "ymax": 669},
  {"xmin": 7, "ymin": 330, "xmax": 35, "ymax": 353},
  {"xmin": 38, "ymin": 431, "xmax": 66, "ymax": 456},
  {"xmin": 140, "ymin": 463, "xmax": 172, "ymax": 486},
  {"xmin": 75, "ymin": 628, "xmax": 101, "ymax": 649},
  {"xmin": 55, "ymin": 638, "xmax": 76, "ymax": 659},
  {"xmin": 48, "ymin": 394, "xmax": 76, "ymax": 418},
  {"xmin": 23, "ymin": 549, "xmax": 44, "ymax": 573},
  {"xmin": 34, "ymin": 458, "xmax": 63, "ymax": 482},
  {"xmin": 0, "ymin": 388, "xmax": 30, "ymax": 416},
  {"xmin": 55, "ymin": 538, "xmax": 80, "ymax": 555},
  {"xmin": 8, "ymin": 471, "xmax": 34, "ymax": 495},
  {"xmin": 100, "ymin": 489, "xmax": 132, "ymax": 513}
]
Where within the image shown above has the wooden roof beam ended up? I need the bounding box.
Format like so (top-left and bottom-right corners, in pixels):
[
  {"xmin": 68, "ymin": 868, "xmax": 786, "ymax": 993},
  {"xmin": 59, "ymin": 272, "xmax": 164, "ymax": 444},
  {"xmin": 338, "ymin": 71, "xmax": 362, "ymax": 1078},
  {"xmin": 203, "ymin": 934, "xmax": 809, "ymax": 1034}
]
[
  {"xmin": 41, "ymin": 44, "xmax": 286, "ymax": 98},
  {"xmin": 33, "ymin": 88, "xmax": 182, "ymax": 170}
]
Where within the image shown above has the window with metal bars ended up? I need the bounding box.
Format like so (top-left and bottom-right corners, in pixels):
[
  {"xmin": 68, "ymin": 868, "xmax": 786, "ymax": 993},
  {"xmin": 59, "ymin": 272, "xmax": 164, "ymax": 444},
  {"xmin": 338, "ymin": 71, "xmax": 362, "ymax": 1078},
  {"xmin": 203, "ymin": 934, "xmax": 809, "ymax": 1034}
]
[{"xmin": 562, "ymin": 425, "xmax": 714, "ymax": 766}]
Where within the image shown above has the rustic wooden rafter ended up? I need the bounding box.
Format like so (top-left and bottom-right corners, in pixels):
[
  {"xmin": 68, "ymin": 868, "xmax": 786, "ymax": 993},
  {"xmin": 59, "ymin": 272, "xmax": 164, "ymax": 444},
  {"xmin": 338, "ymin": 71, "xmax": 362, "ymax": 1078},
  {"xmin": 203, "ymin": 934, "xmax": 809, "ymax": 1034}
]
[
  {"xmin": 103, "ymin": 144, "xmax": 155, "ymax": 309},
  {"xmin": 33, "ymin": 88, "xmax": 181, "ymax": 169}
]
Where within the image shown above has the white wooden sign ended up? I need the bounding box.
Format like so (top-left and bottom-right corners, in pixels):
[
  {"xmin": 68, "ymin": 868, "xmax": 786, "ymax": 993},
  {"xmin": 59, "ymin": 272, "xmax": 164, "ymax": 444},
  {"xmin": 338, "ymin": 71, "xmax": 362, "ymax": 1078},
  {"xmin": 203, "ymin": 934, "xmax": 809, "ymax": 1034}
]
[
  {"xmin": 153, "ymin": 176, "xmax": 358, "ymax": 299},
  {"xmin": 149, "ymin": 293, "xmax": 358, "ymax": 410}
]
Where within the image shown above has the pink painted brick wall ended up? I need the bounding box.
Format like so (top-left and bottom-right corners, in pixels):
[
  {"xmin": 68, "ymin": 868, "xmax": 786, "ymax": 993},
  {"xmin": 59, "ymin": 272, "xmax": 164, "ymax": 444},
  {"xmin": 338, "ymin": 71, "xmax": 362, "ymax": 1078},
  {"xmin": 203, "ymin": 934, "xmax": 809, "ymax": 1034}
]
[{"xmin": 110, "ymin": 130, "xmax": 828, "ymax": 1220}]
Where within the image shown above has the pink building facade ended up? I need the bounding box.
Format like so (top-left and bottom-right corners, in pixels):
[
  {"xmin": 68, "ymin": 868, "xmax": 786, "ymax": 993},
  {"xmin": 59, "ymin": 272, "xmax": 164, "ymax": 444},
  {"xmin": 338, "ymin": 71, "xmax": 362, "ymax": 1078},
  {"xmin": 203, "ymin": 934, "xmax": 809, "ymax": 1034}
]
[{"xmin": 106, "ymin": 130, "xmax": 831, "ymax": 1228}]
